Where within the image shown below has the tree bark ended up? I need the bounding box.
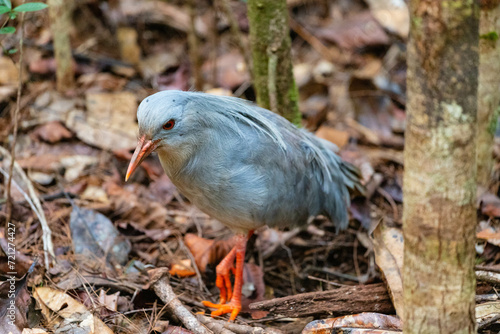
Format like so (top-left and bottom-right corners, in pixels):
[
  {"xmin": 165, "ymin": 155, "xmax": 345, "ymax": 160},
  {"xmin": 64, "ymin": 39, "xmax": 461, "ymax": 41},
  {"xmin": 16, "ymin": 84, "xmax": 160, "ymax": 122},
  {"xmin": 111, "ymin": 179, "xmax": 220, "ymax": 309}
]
[
  {"xmin": 403, "ymin": 1, "xmax": 479, "ymax": 333},
  {"xmin": 249, "ymin": 283, "xmax": 394, "ymax": 318},
  {"xmin": 48, "ymin": 0, "xmax": 74, "ymax": 92},
  {"xmin": 477, "ymin": 1, "xmax": 500, "ymax": 187},
  {"xmin": 248, "ymin": 0, "xmax": 300, "ymax": 125}
]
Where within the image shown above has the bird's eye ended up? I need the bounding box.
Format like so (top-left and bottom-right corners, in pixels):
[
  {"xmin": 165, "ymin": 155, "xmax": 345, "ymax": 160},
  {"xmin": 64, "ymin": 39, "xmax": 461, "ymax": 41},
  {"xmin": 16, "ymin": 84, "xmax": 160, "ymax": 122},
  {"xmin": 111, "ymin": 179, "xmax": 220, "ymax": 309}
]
[{"xmin": 163, "ymin": 119, "xmax": 175, "ymax": 130}]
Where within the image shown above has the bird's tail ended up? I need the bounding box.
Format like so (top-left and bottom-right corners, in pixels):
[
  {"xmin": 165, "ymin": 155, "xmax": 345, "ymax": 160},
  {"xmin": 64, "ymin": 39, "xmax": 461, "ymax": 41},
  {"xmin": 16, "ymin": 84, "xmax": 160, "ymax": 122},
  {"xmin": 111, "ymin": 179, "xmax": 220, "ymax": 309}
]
[{"xmin": 339, "ymin": 159, "xmax": 365, "ymax": 196}]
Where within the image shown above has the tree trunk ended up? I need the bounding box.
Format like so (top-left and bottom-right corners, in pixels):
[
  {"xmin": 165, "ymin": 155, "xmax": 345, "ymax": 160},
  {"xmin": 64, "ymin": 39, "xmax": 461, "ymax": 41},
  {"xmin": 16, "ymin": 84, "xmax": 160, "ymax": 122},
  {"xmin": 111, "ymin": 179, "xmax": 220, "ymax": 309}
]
[
  {"xmin": 187, "ymin": 0, "xmax": 203, "ymax": 91},
  {"xmin": 48, "ymin": 0, "xmax": 74, "ymax": 92},
  {"xmin": 477, "ymin": 1, "xmax": 500, "ymax": 188},
  {"xmin": 248, "ymin": 0, "xmax": 300, "ymax": 125},
  {"xmin": 403, "ymin": 1, "xmax": 479, "ymax": 333}
]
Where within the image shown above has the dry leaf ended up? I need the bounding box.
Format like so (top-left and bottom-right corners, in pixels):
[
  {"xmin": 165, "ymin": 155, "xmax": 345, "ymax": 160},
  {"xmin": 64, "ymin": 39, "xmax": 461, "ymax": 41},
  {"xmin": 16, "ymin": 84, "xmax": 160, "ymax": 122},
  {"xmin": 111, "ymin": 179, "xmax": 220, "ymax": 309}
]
[
  {"xmin": 371, "ymin": 223, "xmax": 403, "ymax": 317},
  {"xmin": 365, "ymin": 0, "xmax": 409, "ymax": 39},
  {"xmin": 202, "ymin": 51, "xmax": 250, "ymax": 89},
  {"xmin": 477, "ymin": 228, "xmax": 500, "ymax": 246},
  {"xmin": 70, "ymin": 206, "xmax": 131, "ymax": 267},
  {"xmin": 476, "ymin": 302, "xmax": 500, "ymax": 324},
  {"xmin": 0, "ymin": 57, "xmax": 20, "ymax": 85},
  {"xmin": 315, "ymin": 126, "xmax": 350, "ymax": 148},
  {"xmin": 241, "ymin": 263, "xmax": 268, "ymax": 320},
  {"xmin": 139, "ymin": 52, "xmax": 179, "ymax": 80},
  {"xmin": 31, "ymin": 121, "xmax": 73, "ymax": 143},
  {"xmin": 170, "ymin": 259, "xmax": 196, "ymax": 277},
  {"xmin": 65, "ymin": 92, "xmax": 138, "ymax": 151},
  {"xmin": 316, "ymin": 12, "xmax": 390, "ymax": 50},
  {"xmin": 34, "ymin": 287, "xmax": 113, "ymax": 334},
  {"xmin": 303, "ymin": 312, "xmax": 402, "ymax": 333},
  {"xmin": 479, "ymin": 191, "xmax": 500, "ymax": 218},
  {"xmin": 117, "ymin": 27, "xmax": 141, "ymax": 65},
  {"xmin": 22, "ymin": 329, "xmax": 48, "ymax": 334}
]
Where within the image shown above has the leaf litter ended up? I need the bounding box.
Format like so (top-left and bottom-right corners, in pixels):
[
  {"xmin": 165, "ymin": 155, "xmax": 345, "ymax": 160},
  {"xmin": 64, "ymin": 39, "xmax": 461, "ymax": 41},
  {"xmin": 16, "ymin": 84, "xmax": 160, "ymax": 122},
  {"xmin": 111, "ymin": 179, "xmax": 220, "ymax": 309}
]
[{"xmin": 0, "ymin": 0, "xmax": 499, "ymax": 333}]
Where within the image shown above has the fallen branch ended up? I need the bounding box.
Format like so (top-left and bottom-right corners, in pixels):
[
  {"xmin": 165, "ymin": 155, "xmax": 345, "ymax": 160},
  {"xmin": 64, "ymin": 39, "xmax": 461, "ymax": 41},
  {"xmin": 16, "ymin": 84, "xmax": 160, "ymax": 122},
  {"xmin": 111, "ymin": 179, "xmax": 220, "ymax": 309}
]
[
  {"xmin": 149, "ymin": 268, "xmax": 212, "ymax": 334},
  {"xmin": 249, "ymin": 283, "xmax": 394, "ymax": 318}
]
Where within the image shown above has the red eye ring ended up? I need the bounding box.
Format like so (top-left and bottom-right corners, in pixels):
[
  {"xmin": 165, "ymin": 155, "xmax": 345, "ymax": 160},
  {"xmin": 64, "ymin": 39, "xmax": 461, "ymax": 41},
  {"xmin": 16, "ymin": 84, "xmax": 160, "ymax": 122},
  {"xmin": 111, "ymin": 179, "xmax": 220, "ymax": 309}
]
[{"xmin": 163, "ymin": 119, "xmax": 175, "ymax": 130}]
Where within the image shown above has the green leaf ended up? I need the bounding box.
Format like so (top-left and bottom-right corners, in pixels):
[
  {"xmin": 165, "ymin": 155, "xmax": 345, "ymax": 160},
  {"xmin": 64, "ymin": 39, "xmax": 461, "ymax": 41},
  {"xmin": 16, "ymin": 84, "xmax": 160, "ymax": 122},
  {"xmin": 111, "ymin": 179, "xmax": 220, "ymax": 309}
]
[
  {"xmin": 0, "ymin": 26, "xmax": 15, "ymax": 34},
  {"xmin": 8, "ymin": 48, "xmax": 17, "ymax": 54},
  {"xmin": 0, "ymin": 5, "xmax": 10, "ymax": 14},
  {"xmin": 8, "ymin": 11, "xmax": 15, "ymax": 19},
  {"xmin": 13, "ymin": 2, "xmax": 48, "ymax": 12},
  {"xmin": 0, "ymin": 0, "xmax": 11, "ymax": 10},
  {"xmin": 480, "ymin": 31, "xmax": 499, "ymax": 42}
]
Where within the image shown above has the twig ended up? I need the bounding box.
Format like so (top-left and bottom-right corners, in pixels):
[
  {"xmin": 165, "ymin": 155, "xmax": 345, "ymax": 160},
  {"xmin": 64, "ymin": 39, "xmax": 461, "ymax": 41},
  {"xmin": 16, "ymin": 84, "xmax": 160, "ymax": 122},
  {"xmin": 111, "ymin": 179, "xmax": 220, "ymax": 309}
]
[
  {"xmin": 478, "ymin": 314, "xmax": 500, "ymax": 330},
  {"xmin": 196, "ymin": 315, "xmax": 236, "ymax": 334},
  {"xmin": 5, "ymin": 10, "xmax": 25, "ymax": 225},
  {"xmin": 208, "ymin": 4, "xmax": 218, "ymax": 88},
  {"xmin": 288, "ymin": 17, "xmax": 346, "ymax": 65},
  {"xmin": 306, "ymin": 275, "xmax": 347, "ymax": 287},
  {"xmin": 376, "ymin": 187, "xmax": 399, "ymax": 222},
  {"xmin": 149, "ymin": 268, "xmax": 212, "ymax": 334},
  {"xmin": 475, "ymin": 265, "xmax": 500, "ymax": 274},
  {"xmin": 0, "ymin": 146, "xmax": 55, "ymax": 269},
  {"xmin": 187, "ymin": 0, "xmax": 203, "ymax": 90}
]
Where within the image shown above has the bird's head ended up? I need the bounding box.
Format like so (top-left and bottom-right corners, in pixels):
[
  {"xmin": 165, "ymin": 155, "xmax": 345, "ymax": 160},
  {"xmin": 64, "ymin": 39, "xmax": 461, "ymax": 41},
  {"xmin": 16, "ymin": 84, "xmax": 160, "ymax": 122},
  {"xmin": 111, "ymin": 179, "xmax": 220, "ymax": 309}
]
[{"xmin": 125, "ymin": 90, "xmax": 199, "ymax": 181}]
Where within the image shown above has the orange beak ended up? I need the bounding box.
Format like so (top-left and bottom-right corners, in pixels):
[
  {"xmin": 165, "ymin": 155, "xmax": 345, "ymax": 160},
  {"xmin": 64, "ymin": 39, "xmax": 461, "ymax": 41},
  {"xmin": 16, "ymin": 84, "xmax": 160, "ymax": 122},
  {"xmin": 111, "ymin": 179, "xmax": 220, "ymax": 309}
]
[{"xmin": 125, "ymin": 135, "xmax": 158, "ymax": 181}]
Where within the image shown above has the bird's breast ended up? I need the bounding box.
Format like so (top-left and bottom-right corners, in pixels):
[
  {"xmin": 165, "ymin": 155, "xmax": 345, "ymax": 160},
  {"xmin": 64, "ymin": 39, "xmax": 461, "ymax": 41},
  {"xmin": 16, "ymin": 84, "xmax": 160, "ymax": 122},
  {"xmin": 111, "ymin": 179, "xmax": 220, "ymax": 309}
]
[{"xmin": 157, "ymin": 149, "xmax": 267, "ymax": 231}]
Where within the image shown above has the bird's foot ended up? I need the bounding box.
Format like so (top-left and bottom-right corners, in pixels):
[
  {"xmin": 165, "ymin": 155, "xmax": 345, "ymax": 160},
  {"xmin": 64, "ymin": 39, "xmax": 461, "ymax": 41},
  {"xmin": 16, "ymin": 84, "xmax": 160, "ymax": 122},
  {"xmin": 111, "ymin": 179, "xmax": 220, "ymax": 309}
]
[
  {"xmin": 213, "ymin": 246, "xmax": 237, "ymax": 304},
  {"xmin": 201, "ymin": 300, "xmax": 242, "ymax": 321}
]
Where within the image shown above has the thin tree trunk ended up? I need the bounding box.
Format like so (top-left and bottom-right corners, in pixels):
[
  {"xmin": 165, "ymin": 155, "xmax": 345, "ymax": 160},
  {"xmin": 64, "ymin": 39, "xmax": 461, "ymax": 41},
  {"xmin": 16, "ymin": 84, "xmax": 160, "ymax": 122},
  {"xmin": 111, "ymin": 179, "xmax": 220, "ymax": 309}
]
[
  {"xmin": 187, "ymin": 0, "xmax": 203, "ymax": 91},
  {"xmin": 248, "ymin": 0, "xmax": 300, "ymax": 125},
  {"xmin": 48, "ymin": 0, "xmax": 74, "ymax": 92},
  {"xmin": 403, "ymin": 1, "xmax": 479, "ymax": 333},
  {"xmin": 477, "ymin": 1, "xmax": 500, "ymax": 188}
]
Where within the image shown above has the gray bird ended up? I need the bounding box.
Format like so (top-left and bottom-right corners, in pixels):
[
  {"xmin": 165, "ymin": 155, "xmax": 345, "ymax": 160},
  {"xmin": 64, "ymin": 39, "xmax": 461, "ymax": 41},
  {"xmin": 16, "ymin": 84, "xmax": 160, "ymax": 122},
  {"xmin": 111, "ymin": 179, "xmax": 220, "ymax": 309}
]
[{"xmin": 126, "ymin": 90, "xmax": 362, "ymax": 321}]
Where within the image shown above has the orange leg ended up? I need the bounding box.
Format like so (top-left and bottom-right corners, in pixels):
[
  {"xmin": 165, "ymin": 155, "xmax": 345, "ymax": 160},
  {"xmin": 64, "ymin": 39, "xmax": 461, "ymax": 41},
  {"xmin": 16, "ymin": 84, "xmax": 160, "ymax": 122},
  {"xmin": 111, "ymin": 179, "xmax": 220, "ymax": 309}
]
[
  {"xmin": 202, "ymin": 232, "xmax": 250, "ymax": 321},
  {"xmin": 214, "ymin": 247, "xmax": 236, "ymax": 304}
]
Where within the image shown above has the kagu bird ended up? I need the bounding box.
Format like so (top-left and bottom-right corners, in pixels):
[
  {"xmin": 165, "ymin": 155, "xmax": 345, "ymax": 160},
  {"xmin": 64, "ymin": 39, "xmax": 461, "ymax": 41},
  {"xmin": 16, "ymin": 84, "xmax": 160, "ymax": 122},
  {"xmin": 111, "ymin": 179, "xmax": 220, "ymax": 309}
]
[{"xmin": 126, "ymin": 90, "xmax": 363, "ymax": 321}]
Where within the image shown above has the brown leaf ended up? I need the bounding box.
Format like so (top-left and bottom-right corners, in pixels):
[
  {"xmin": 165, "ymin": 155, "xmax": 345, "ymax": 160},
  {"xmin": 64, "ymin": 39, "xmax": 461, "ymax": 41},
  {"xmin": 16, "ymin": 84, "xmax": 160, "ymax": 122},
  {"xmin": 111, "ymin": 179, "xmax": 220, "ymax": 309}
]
[
  {"xmin": 0, "ymin": 276, "xmax": 31, "ymax": 334},
  {"xmin": 184, "ymin": 233, "xmax": 224, "ymax": 273},
  {"xmin": 479, "ymin": 191, "xmax": 500, "ymax": 218},
  {"xmin": 148, "ymin": 174, "xmax": 176, "ymax": 205},
  {"xmin": 316, "ymin": 12, "xmax": 390, "ymax": 50},
  {"xmin": 315, "ymin": 126, "xmax": 350, "ymax": 148},
  {"xmin": 371, "ymin": 223, "xmax": 404, "ymax": 317},
  {"xmin": 477, "ymin": 228, "xmax": 500, "ymax": 246},
  {"xmin": 241, "ymin": 263, "xmax": 268, "ymax": 319},
  {"xmin": 65, "ymin": 92, "xmax": 138, "ymax": 151},
  {"xmin": 0, "ymin": 56, "xmax": 21, "ymax": 85},
  {"xmin": 169, "ymin": 259, "xmax": 196, "ymax": 278},
  {"xmin": 202, "ymin": 51, "xmax": 250, "ymax": 90},
  {"xmin": 163, "ymin": 325, "xmax": 195, "ymax": 334},
  {"xmin": 303, "ymin": 312, "xmax": 402, "ymax": 333},
  {"xmin": 34, "ymin": 287, "xmax": 114, "ymax": 334}
]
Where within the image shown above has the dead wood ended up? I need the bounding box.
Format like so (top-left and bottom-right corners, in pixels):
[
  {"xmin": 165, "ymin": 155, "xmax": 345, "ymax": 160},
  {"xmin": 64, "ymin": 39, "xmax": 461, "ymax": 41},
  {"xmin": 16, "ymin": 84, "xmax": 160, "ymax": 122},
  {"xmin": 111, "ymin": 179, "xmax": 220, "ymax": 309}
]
[{"xmin": 249, "ymin": 283, "xmax": 394, "ymax": 318}]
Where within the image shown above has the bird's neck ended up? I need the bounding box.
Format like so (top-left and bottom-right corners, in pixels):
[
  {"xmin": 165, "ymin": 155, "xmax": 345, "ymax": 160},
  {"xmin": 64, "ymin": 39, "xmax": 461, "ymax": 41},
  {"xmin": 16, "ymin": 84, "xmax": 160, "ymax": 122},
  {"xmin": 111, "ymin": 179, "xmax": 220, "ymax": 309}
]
[{"xmin": 156, "ymin": 145, "xmax": 195, "ymax": 178}]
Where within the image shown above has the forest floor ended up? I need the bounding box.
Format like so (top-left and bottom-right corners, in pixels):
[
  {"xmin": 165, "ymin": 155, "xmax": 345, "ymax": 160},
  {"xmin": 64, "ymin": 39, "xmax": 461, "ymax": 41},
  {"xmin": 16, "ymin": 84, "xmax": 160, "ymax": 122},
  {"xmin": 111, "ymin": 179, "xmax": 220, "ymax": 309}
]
[{"xmin": 1, "ymin": 0, "xmax": 500, "ymax": 333}]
